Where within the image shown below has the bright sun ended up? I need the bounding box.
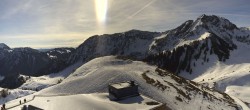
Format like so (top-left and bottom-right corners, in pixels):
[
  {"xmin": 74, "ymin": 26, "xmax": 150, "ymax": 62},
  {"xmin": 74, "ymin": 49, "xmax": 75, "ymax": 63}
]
[{"xmin": 95, "ymin": 0, "xmax": 108, "ymax": 26}]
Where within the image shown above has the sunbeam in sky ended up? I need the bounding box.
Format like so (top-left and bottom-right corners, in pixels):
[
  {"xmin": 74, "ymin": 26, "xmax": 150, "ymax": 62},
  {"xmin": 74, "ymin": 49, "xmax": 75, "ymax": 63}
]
[
  {"xmin": 95, "ymin": 0, "xmax": 108, "ymax": 27},
  {"xmin": 1, "ymin": 0, "xmax": 250, "ymax": 48}
]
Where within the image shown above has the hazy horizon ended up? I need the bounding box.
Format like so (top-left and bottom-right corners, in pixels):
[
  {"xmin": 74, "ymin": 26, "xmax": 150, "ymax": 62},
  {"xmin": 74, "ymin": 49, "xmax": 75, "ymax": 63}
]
[{"xmin": 1, "ymin": 0, "xmax": 250, "ymax": 48}]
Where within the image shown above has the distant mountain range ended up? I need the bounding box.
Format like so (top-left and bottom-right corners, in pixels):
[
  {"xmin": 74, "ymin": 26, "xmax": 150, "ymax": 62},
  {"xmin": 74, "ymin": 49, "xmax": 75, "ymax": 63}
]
[{"xmin": 0, "ymin": 45, "xmax": 74, "ymax": 88}]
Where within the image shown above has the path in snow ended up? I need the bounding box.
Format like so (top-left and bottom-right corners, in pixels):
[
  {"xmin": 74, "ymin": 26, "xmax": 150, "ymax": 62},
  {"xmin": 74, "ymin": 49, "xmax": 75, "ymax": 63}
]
[
  {"xmin": 8, "ymin": 93, "xmax": 161, "ymax": 110},
  {"xmin": 230, "ymin": 95, "xmax": 249, "ymax": 110}
]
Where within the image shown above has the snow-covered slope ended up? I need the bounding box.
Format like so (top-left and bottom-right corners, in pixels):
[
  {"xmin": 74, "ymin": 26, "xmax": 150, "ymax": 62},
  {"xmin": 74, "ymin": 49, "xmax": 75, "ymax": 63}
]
[
  {"xmin": 8, "ymin": 93, "xmax": 162, "ymax": 110},
  {"xmin": 0, "ymin": 61, "xmax": 82, "ymax": 105},
  {"xmin": 175, "ymin": 40, "xmax": 250, "ymax": 108},
  {"xmin": 36, "ymin": 56, "xmax": 238, "ymax": 110},
  {"xmin": 143, "ymin": 15, "xmax": 250, "ymax": 108},
  {"xmin": 226, "ymin": 86, "xmax": 250, "ymax": 110},
  {"xmin": 0, "ymin": 46, "xmax": 75, "ymax": 88},
  {"xmin": 0, "ymin": 88, "xmax": 35, "ymax": 105},
  {"xmin": 142, "ymin": 15, "xmax": 249, "ymax": 84},
  {"xmin": 18, "ymin": 61, "xmax": 82, "ymax": 91}
]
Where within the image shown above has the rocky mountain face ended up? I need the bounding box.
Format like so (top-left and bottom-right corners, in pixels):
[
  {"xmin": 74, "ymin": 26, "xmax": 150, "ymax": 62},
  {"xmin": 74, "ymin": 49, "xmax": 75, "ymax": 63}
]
[
  {"xmin": 149, "ymin": 14, "xmax": 239, "ymax": 53},
  {"xmin": 67, "ymin": 30, "xmax": 160, "ymax": 64},
  {"xmin": 68, "ymin": 15, "xmax": 250, "ymax": 76},
  {"xmin": 144, "ymin": 14, "xmax": 248, "ymax": 74},
  {"xmin": 0, "ymin": 46, "xmax": 74, "ymax": 88}
]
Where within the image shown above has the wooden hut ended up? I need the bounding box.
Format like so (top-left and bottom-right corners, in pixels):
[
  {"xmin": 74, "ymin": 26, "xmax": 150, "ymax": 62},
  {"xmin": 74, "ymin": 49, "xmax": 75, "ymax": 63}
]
[{"xmin": 108, "ymin": 81, "xmax": 139, "ymax": 100}]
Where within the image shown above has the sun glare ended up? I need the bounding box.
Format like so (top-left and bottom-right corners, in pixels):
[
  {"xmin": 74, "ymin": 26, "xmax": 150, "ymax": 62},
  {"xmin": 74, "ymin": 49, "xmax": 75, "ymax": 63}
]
[{"xmin": 95, "ymin": 0, "xmax": 108, "ymax": 26}]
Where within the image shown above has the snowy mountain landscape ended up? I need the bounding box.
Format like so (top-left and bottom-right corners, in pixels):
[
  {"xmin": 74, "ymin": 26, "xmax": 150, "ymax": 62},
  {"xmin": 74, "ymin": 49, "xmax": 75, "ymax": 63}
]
[
  {"xmin": 1, "ymin": 14, "xmax": 250, "ymax": 109},
  {"xmin": 4, "ymin": 56, "xmax": 240, "ymax": 110},
  {"xmin": 0, "ymin": 45, "xmax": 74, "ymax": 88}
]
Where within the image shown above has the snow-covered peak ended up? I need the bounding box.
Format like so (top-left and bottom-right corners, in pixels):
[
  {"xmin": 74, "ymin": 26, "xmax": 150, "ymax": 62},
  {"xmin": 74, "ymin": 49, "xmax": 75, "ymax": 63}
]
[
  {"xmin": 197, "ymin": 14, "xmax": 237, "ymax": 30},
  {"xmin": 188, "ymin": 14, "xmax": 239, "ymax": 38},
  {"xmin": 150, "ymin": 14, "xmax": 250, "ymax": 53},
  {"xmin": 0, "ymin": 43, "xmax": 10, "ymax": 49}
]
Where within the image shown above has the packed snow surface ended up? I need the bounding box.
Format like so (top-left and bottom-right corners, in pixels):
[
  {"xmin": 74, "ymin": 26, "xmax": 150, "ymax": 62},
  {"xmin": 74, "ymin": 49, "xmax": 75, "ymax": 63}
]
[
  {"xmin": 34, "ymin": 56, "xmax": 237, "ymax": 110},
  {"xmin": 111, "ymin": 81, "xmax": 132, "ymax": 89},
  {"xmin": 0, "ymin": 62, "xmax": 83, "ymax": 105},
  {"xmin": 2, "ymin": 56, "xmax": 240, "ymax": 110},
  {"xmin": 9, "ymin": 93, "xmax": 160, "ymax": 110},
  {"xmin": 0, "ymin": 88, "xmax": 35, "ymax": 105},
  {"xmin": 226, "ymin": 86, "xmax": 250, "ymax": 107}
]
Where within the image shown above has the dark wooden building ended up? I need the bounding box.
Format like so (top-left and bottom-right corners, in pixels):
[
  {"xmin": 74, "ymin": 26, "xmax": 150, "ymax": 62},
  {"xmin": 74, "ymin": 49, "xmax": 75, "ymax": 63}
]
[{"xmin": 108, "ymin": 81, "xmax": 139, "ymax": 100}]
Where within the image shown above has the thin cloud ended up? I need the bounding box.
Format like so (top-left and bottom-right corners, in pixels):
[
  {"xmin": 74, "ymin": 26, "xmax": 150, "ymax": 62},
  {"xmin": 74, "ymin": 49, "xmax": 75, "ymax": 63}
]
[
  {"xmin": 1, "ymin": 33, "xmax": 91, "ymax": 48},
  {"xmin": 0, "ymin": 0, "xmax": 250, "ymax": 48},
  {"xmin": 127, "ymin": 0, "xmax": 157, "ymax": 19}
]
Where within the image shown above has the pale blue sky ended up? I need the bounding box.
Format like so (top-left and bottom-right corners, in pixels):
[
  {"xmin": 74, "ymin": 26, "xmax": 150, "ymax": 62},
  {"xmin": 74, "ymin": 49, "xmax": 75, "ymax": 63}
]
[{"xmin": 0, "ymin": 0, "xmax": 250, "ymax": 48}]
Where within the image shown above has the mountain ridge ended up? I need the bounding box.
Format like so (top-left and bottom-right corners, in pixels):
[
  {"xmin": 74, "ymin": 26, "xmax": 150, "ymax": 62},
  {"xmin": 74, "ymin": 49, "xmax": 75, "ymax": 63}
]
[
  {"xmin": 1, "ymin": 14, "xmax": 250, "ymax": 109},
  {"xmin": 1, "ymin": 14, "xmax": 250, "ymax": 90},
  {"xmin": 0, "ymin": 46, "xmax": 75, "ymax": 88},
  {"xmin": 67, "ymin": 14, "xmax": 250, "ymax": 72},
  {"xmin": 0, "ymin": 43, "xmax": 10, "ymax": 50}
]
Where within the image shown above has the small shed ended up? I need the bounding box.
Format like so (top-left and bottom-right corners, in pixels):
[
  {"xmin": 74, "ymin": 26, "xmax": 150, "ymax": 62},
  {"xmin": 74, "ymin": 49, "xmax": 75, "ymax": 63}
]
[{"xmin": 108, "ymin": 81, "xmax": 139, "ymax": 100}]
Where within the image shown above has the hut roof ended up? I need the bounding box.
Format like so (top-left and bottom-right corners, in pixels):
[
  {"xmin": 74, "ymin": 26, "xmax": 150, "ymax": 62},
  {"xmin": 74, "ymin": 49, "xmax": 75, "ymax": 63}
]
[{"xmin": 110, "ymin": 81, "xmax": 136, "ymax": 89}]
